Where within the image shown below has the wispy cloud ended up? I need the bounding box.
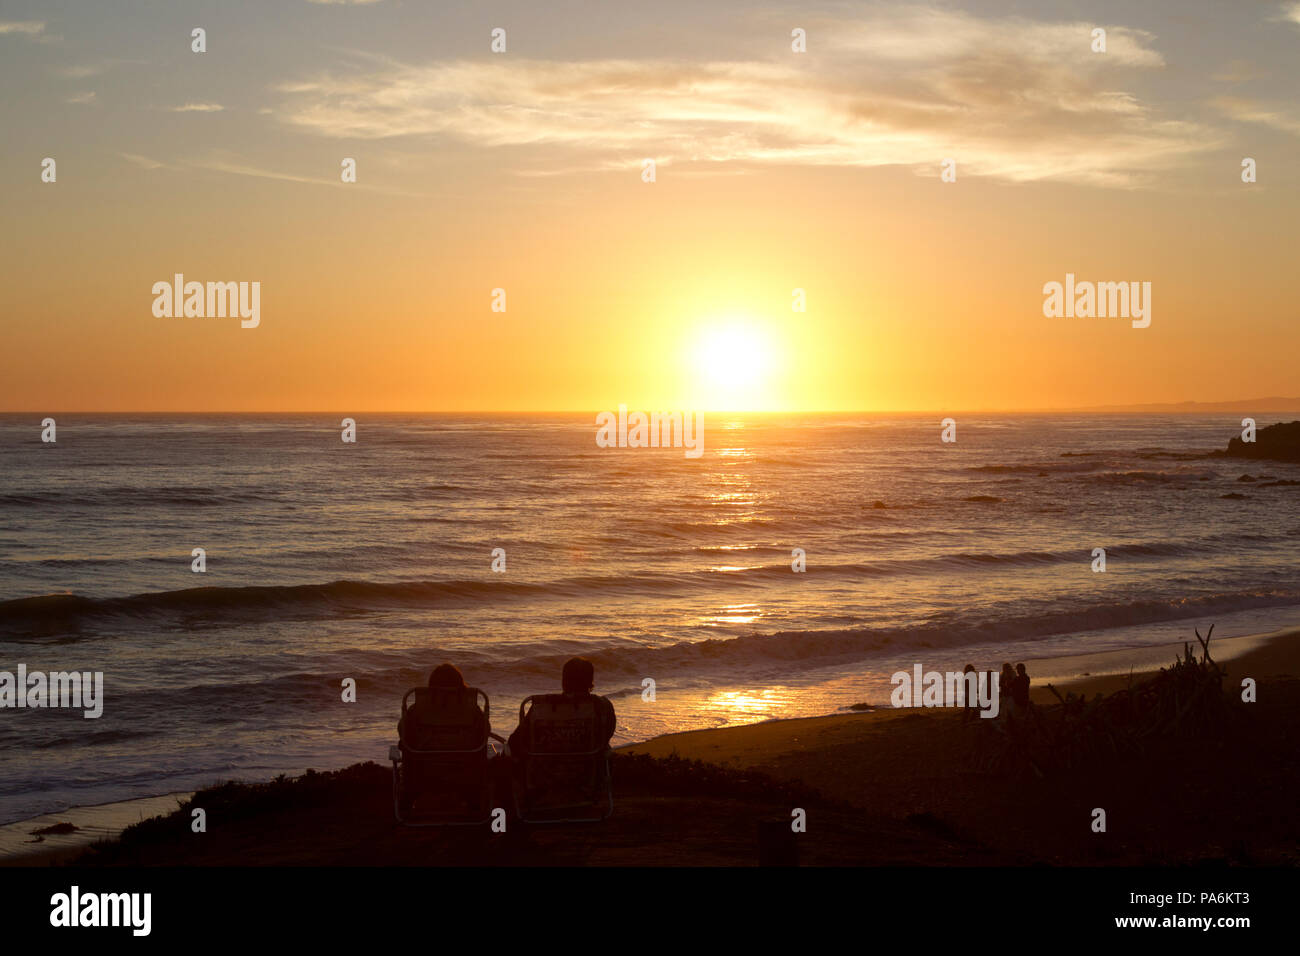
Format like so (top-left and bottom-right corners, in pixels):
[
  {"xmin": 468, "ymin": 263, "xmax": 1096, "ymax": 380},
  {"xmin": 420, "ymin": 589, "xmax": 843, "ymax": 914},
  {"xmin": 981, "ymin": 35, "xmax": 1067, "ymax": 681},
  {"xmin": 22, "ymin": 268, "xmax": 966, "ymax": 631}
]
[
  {"xmin": 1211, "ymin": 60, "xmax": 1263, "ymax": 85},
  {"xmin": 183, "ymin": 154, "xmax": 420, "ymax": 195},
  {"xmin": 59, "ymin": 58, "xmax": 145, "ymax": 79},
  {"xmin": 170, "ymin": 102, "xmax": 226, "ymax": 112},
  {"xmin": 305, "ymin": 0, "xmax": 384, "ymax": 5},
  {"xmin": 120, "ymin": 152, "xmax": 165, "ymax": 170},
  {"xmin": 0, "ymin": 19, "xmax": 58, "ymax": 43},
  {"xmin": 119, "ymin": 148, "xmax": 417, "ymax": 193},
  {"xmin": 66, "ymin": 90, "xmax": 96, "ymax": 105},
  {"xmin": 0, "ymin": 20, "xmax": 44, "ymax": 35},
  {"xmin": 1210, "ymin": 95, "xmax": 1300, "ymax": 134},
  {"xmin": 190, "ymin": 158, "xmax": 331, "ymax": 185},
  {"xmin": 271, "ymin": 8, "xmax": 1209, "ymax": 188},
  {"xmin": 1278, "ymin": 2, "xmax": 1300, "ymax": 26},
  {"xmin": 814, "ymin": 11, "xmax": 1164, "ymax": 68}
]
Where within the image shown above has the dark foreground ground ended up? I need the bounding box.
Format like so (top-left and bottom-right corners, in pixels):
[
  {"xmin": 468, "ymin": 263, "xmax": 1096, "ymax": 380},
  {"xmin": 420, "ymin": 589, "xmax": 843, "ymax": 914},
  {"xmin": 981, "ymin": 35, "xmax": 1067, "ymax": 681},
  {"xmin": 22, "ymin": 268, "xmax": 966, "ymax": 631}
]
[{"xmin": 58, "ymin": 657, "xmax": 1299, "ymax": 866}]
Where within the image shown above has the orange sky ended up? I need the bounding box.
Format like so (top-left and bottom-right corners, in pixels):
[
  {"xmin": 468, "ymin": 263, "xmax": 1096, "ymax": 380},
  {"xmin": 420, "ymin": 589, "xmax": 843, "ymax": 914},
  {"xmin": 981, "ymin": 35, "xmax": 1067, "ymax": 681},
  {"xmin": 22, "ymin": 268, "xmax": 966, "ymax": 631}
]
[{"xmin": 3, "ymin": 1, "xmax": 1299, "ymax": 412}]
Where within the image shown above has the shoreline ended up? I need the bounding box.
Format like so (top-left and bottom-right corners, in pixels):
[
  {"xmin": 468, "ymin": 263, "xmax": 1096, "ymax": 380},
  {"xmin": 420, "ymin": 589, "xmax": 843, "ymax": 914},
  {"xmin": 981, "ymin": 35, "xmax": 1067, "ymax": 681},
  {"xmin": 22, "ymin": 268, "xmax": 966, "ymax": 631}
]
[
  {"xmin": 621, "ymin": 625, "xmax": 1299, "ymax": 759},
  {"xmin": 5, "ymin": 623, "xmax": 1297, "ymax": 866},
  {"xmin": 0, "ymin": 792, "xmax": 191, "ymax": 867},
  {"xmin": 1020, "ymin": 624, "xmax": 1299, "ymax": 700}
]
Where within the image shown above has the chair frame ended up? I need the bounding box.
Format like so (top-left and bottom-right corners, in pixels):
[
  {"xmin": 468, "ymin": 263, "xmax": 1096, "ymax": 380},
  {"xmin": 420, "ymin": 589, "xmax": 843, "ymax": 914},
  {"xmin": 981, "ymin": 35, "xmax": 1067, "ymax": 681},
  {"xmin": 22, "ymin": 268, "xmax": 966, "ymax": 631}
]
[
  {"xmin": 390, "ymin": 686, "xmax": 504, "ymax": 827},
  {"xmin": 511, "ymin": 693, "xmax": 614, "ymax": 824}
]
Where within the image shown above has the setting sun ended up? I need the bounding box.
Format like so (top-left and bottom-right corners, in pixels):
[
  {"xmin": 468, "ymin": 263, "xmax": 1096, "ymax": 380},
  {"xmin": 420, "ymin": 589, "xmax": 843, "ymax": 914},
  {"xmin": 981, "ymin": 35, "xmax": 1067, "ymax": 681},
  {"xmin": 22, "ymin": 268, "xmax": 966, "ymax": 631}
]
[{"xmin": 689, "ymin": 321, "xmax": 779, "ymax": 411}]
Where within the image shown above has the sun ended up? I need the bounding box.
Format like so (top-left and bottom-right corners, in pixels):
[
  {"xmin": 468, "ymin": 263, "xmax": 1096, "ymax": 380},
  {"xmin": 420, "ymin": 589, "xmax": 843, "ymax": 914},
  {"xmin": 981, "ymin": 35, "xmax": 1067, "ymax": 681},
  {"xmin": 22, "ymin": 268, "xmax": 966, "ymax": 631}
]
[{"xmin": 689, "ymin": 321, "xmax": 778, "ymax": 410}]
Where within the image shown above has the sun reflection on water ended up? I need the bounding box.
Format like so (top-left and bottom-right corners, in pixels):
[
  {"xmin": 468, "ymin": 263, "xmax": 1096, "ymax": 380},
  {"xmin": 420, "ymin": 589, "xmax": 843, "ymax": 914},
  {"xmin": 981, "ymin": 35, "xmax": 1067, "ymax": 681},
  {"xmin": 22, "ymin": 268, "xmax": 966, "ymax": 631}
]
[
  {"xmin": 703, "ymin": 688, "xmax": 790, "ymax": 722},
  {"xmin": 700, "ymin": 602, "xmax": 762, "ymax": 624}
]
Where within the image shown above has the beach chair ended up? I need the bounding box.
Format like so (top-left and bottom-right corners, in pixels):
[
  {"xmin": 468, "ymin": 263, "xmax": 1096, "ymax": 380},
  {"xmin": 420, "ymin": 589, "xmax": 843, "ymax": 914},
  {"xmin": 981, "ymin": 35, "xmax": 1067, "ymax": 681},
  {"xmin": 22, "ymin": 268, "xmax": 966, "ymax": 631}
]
[
  {"xmin": 511, "ymin": 693, "xmax": 614, "ymax": 823},
  {"xmin": 389, "ymin": 686, "xmax": 503, "ymax": 826}
]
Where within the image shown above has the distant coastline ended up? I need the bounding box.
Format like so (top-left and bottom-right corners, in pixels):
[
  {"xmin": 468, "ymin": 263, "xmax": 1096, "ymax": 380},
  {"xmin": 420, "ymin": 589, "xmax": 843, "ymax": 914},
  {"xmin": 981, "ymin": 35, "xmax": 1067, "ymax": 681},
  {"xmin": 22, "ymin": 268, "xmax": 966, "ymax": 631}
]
[{"xmin": 1070, "ymin": 398, "xmax": 1300, "ymax": 414}]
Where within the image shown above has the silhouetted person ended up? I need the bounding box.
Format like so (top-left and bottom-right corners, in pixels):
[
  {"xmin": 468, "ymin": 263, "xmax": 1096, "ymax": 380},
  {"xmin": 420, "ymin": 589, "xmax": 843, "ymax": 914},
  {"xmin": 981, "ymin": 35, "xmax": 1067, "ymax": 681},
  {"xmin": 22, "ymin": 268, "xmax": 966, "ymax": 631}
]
[
  {"xmin": 1000, "ymin": 662, "xmax": 1018, "ymax": 719},
  {"xmin": 508, "ymin": 657, "xmax": 616, "ymax": 759},
  {"xmin": 396, "ymin": 663, "xmax": 490, "ymax": 815},
  {"xmin": 962, "ymin": 663, "xmax": 978, "ymax": 721},
  {"xmin": 1013, "ymin": 662, "xmax": 1031, "ymax": 714},
  {"xmin": 399, "ymin": 662, "xmax": 488, "ymax": 743}
]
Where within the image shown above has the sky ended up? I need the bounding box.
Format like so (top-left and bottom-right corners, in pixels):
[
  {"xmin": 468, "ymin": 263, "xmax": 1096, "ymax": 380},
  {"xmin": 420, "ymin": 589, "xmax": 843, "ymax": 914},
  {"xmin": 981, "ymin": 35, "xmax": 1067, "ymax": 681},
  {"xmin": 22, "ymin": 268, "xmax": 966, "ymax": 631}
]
[{"xmin": 1, "ymin": 0, "xmax": 1298, "ymax": 412}]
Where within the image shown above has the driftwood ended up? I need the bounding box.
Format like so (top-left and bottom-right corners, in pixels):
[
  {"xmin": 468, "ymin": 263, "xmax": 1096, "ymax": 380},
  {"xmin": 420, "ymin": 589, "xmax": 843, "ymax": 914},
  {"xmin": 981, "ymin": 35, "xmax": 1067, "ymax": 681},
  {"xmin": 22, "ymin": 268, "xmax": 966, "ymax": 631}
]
[{"xmin": 968, "ymin": 626, "xmax": 1233, "ymax": 775}]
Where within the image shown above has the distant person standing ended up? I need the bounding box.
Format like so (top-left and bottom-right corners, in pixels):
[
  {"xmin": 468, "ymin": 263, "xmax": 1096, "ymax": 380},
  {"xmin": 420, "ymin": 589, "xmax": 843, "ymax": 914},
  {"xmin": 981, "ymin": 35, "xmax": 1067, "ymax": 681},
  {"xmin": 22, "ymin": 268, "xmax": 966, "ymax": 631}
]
[
  {"xmin": 1013, "ymin": 663, "xmax": 1031, "ymax": 715},
  {"xmin": 961, "ymin": 664, "xmax": 978, "ymax": 721},
  {"xmin": 999, "ymin": 663, "xmax": 1018, "ymax": 718}
]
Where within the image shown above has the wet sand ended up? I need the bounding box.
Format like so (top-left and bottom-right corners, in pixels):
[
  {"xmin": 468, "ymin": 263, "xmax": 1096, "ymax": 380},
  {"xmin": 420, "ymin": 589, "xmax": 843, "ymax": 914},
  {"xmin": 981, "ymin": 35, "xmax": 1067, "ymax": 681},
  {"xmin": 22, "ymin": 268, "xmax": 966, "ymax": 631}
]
[{"xmin": 0, "ymin": 793, "xmax": 190, "ymax": 866}]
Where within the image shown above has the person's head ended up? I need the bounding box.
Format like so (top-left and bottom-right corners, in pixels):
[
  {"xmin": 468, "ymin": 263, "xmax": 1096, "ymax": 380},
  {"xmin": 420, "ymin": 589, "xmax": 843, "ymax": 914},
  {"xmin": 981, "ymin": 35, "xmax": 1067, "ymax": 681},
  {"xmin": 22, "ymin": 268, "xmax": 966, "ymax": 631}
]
[
  {"xmin": 428, "ymin": 663, "xmax": 467, "ymax": 690},
  {"xmin": 963, "ymin": 663, "xmax": 976, "ymax": 673},
  {"xmin": 1016, "ymin": 663, "xmax": 1027, "ymax": 677},
  {"xmin": 1000, "ymin": 662, "xmax": 1015, "ymax": 677},
  {"xmin": 561, "ymin": 657, "xmax": 595, "ymax": 694}
]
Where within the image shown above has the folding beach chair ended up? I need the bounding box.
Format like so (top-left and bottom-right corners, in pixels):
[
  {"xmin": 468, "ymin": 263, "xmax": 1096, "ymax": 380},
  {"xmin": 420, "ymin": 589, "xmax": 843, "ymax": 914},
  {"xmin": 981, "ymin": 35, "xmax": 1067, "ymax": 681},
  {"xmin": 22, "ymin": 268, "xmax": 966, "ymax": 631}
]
[
  {"xmin": 512, "ymin": 693, "xmax": 614, "ymax": 823},
  {"xmin": 389, "ymin": 686, "xmax": 503, "ymax": 826}
]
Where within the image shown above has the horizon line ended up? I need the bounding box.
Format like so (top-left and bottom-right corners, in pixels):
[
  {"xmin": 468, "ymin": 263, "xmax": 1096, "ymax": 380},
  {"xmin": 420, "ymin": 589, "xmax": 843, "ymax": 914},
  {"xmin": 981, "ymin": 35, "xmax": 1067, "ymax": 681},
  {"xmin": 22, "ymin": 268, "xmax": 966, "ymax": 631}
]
[{"xmin": 5, "ymin": 403, "xmax": 1300, "ymax": 416}]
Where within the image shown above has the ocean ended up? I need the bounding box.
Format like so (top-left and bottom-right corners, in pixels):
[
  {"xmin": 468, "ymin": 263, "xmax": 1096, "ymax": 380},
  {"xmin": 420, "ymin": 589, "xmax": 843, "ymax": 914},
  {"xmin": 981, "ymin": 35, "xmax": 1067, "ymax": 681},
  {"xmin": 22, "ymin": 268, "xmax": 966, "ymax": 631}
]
[{"xmin": 2, "ymin": 412, "xmax": 1298, "ymax": 824}]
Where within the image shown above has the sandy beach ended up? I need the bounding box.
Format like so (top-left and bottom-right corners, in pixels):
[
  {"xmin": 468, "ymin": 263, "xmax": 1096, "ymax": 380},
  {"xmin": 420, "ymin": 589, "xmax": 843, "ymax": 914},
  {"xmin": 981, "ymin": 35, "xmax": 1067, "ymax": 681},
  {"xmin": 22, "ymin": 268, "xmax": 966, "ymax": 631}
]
[
  {"xmin": 6, "ymin": 625, "xmax": 1296, "ymax": 868},
  {"xmin": 0, "ymin": 793, "xmax": 190, "ymax": 867}
]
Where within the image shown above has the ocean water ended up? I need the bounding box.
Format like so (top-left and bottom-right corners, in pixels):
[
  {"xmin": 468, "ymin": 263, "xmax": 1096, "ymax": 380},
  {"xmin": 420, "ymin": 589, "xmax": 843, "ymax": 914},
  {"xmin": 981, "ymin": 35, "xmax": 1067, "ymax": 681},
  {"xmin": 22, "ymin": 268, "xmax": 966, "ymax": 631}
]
[{"xmin": 2, "ymin": 412, "xmax": 1298, "ymax": 823}]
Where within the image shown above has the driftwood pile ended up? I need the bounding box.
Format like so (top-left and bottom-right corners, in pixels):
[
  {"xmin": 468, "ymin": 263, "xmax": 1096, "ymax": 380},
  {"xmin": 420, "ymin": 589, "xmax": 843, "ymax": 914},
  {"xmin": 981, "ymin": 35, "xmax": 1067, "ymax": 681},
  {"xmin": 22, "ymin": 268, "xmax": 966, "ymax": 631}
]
[{"xmin": 970, "ymin": 625, "xmax": 1234, "ymax": 776}]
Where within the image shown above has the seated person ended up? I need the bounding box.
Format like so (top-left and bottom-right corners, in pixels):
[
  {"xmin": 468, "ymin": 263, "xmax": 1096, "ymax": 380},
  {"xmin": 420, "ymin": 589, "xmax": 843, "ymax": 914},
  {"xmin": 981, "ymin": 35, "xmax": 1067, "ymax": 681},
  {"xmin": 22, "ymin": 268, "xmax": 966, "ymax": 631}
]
[
  {"xmin": 507, "ymin": 656, "xmax": 616, "ymax": 760},
  {"xmin": 397, "ymin": 663, "xmax": 490, "ymax": 815},
  {"xmin": 398, "ymin": 662, "xmax": 487, "ymax": 749}
]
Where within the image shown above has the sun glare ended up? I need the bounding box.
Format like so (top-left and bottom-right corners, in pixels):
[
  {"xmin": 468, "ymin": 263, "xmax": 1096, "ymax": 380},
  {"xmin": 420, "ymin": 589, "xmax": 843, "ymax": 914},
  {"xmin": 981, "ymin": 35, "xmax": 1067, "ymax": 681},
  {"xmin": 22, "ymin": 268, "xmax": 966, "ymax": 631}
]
[{"xmin": 689, "ymin": 321, "xmax": 778, "ymax": 410}]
